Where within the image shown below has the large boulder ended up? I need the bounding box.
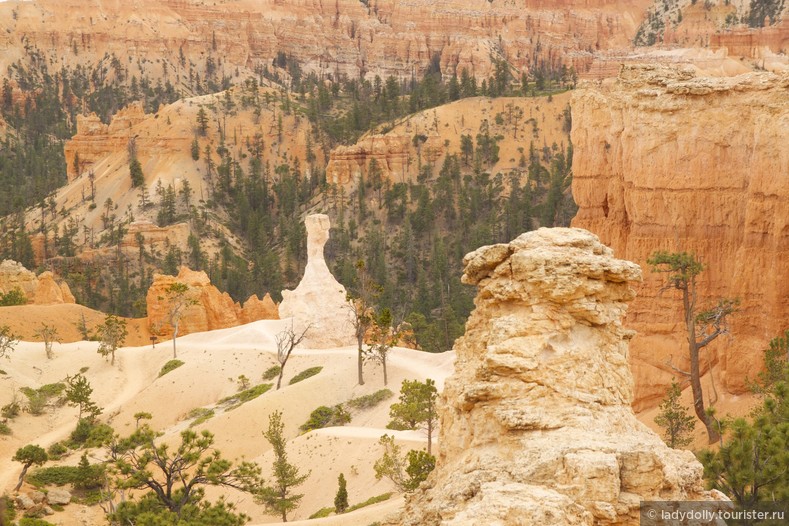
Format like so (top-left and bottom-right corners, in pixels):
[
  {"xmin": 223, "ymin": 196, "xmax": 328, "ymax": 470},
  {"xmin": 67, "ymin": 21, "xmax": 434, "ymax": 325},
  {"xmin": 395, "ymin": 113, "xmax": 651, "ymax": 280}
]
[
  {"xmin": 0, "ymin": 260, "xmax": 75, "ymax": 305},
  {"xmin": 398, "ymin": 228, "xmax": 723, "ymax": 526}
]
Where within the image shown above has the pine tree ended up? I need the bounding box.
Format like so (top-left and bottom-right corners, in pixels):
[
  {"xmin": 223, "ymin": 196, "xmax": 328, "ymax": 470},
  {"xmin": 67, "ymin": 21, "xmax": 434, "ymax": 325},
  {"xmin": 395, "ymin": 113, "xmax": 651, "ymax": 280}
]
[
  {"xmin": 654, "ymin": 380, "xmax": 696, "ymax": 448},
  {"xmin": 257, "ymin": 410, "xmax": 309, "ymax": 521},
  {"xmin": 334, "ymin": 473, "xmax": 349, "ymax": 514}
]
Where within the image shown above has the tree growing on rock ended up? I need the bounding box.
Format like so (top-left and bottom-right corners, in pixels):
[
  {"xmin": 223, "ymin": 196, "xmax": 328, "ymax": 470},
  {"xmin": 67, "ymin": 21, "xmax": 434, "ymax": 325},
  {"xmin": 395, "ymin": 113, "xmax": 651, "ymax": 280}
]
[
  {"xmin": 0, "ymin": 325, "xmax": 18, "ymax": 359},
  {"xmin": 257, "ymin": 410, "xmax": 309, "ymax": 522},
  {"xmin": 275, "ymin": 323, "xmax": 310, "ymax": 390},
  {"xmin": 162, "ymin": 282, "xmax": 198, "ymax": 359},
  {"xmin": 388, "ymin": 378, "xmax": 439, "ymax": 454},
  {"xmin": 97, "ymin": 314, "xmax": 128, "ymax": 365},
  {"xmin": 654, "ymin": 379, "xmax": 696, "ymax": 449},
  {"xmin": 13, "ymin": 444, "xmax": 47, "ymax": 491},
  {"xmin": 33, "ymin": 323, "xmax": 60, "ymax": 360},
  {"xmin": 648, "ymin": 251, "xmax": 738, "ymax": 444}
]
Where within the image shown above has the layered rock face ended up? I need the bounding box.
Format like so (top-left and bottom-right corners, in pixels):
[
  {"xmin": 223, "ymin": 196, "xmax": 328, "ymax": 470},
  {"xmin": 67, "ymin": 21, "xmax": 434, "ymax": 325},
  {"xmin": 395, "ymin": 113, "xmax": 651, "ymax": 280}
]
[
  {"xmin": 0, "ymin": 0, "xmax": 653, "ymax": 83},
  {"xmin": 146, "ymin": 267, "xmax": 278, "ymax": 338},
  {"xmin": 0, "ymin": 260, "xmax": 75, "ymax": 305},
  {"xmin": 571, "ymin": 65, "xmax": 789, "ymax": 410},
  {"xmin": 279, "ymin": 214, "xmax": 355, "ymax": 348},
  {"xmin": 399, "ymin": 228, "xmax": 719, "ymax": 525}
]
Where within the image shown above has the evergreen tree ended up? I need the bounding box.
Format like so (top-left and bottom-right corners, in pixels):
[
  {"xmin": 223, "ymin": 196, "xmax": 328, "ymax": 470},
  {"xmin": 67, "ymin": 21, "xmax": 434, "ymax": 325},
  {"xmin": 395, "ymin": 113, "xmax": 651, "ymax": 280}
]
[
  {"xmin": 654, "ymin": 380, "xmax": 696, "ymax": 448},
  {"xmin": 387, "ymin": 378, "xmax": 439, "ymax": 454},
  {"xmin": 334, "ymin": 473, "xmax": 349, "ymax": 514},
  {"xmin": 257, "ymin": 410, "xmax": 309, "ymax": 522}
]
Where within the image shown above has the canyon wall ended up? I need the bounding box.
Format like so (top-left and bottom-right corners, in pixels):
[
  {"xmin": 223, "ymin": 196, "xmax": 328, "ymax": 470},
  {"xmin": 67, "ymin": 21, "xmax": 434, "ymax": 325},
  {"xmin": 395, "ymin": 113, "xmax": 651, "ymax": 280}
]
[
  {"xmin": 0, "ymin": 0, "xmax": 654, "ymax": 81},
  {"xmin": 398, "ymin": 228, "xmax": 720, "ymax": 525},
  {"xmin": 0, "ymin": 260, "xmax": 75, "ymax": 305},
  {"xmin": 571, "ymin": 64, "xmax": 789, "ymax": 410}
]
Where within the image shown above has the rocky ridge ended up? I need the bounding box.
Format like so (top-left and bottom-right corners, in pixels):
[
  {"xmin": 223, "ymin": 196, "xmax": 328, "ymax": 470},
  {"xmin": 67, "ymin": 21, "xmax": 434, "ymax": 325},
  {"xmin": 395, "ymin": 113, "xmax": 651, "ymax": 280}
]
[
  {"xmin": 0, "ymin": 260, "xmax": 75, "ymax": 305},
  {"xmin": 146, "ymin": 266, "xmax": 278, "ymax": 339},
  {"xmin": 571, "ymin": 64, "xmax": 789, "ymax": 410},
  {"xmin": 398, "ymin": 228, "xmax": 721, "ymax": 525}
]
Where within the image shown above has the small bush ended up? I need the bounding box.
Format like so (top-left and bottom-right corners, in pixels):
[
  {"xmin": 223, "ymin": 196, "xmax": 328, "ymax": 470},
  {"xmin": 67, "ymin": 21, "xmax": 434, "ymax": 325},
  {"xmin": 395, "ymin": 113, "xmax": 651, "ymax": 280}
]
[
  {"xmin": 262, "ymin": 365, "xmax": 281, "ymax": 380},
  {"xmin": 300, "ymin": 404, "xmax": 351, "ymax": 432},
  {"xmin": 346, "ymin": 493, "xmax": 392, "ymax": 513},
  {"xmin": 347, "ymin": 389, "xmax": 394, "ymax": 410},
  {"xmin": 219, "ymin": 383, "xmax": 273, "ymax": 408},
  {"xmin": 289, "ymin": 366, "xmax": 323, "ymax": 385},
  {"xmin": 28, "ymin": 466, "xmax": 80, "ymax": 487},
  {"xmin": 47, "ymin": 442, "xmax": 68, "ymax": 460},
  {"xmin": 308, "ymin": 506, "xmax": 334, "ymax": 519},
  {"xmin": 0, "ymin": 287, "xmax": 27, "ymax": 306},
  {"xmin": 158, "ymin": 359, "xmax": 184, "ymax": 377},
  {"xmin": 1, "ymin": 400, "xmax": 20, "ymax": 419},
  {"xmin": 186, "ymin": 407, "xmax": 215, "ymax": 427},
  {"xmin": 19, "ymin": 517, "xmax": 56, "ymax": 526},
  {"xmin": 0, "ymin": 422, "xmax": 10, "ymax": 435},
  {"xmin": 70, "ymin": 419, "xmax": 113, "ymax": 448},
  {"xmin": 37, "ymin": 383, "xmax": 66, "ymax": 398}
]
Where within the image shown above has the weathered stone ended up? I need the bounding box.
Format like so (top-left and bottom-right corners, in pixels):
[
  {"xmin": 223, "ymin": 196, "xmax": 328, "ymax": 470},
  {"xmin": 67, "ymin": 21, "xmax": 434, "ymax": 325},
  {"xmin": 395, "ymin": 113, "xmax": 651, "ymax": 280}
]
[
  {"xmin": 46, "ymin": 488, "xmax": 72, "ymax": 505},
  {"xmin": 0, "ymin": 260, "xmax": 75, "ymax": 305},
  {"xmin": 15, "ymin": 493, "xmax": 35, "ymax": 510},
  {"xmin": 398, "ymin": 228, "xmax": 722, "ymax": 526},
  {"xmin": 28, "ymin": 491, "xmax": 45, "ymax": 504},
  {"xmin": 571, "ymin": 65, "xmax": 789, "ymax": 410},
  {"xmin": 279, "ymin": 214, "xmax": 356, "ymax": 348}
]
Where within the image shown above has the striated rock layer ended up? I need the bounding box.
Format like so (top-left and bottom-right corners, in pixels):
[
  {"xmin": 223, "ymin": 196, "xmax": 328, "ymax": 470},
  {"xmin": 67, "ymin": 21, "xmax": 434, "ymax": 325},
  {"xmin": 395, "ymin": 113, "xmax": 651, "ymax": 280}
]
[
  {"xmin": 279, "ymin": 214, "xmax": 356, "ymax": 348},
  {"xmin": 571, "ymin": 65, "xmax": 789, "ymax": 410},
  {"xmin": 146, "ymin": 266, "xmax": 278, "ymax": 339},
  {"xmin": 0, "ymin": 260, "xmax": 75, "ymax": 305},
  {"xmin": 398, "ymin": 228, "xmax": 720, "ymax": 525}
]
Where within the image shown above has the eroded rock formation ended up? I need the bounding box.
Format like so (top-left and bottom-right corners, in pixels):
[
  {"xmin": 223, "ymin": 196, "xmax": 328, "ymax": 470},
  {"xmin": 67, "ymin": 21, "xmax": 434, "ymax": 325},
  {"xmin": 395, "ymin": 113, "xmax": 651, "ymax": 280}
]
[
  {"xmin": 572, "ymin": 64, "xmax": 789, "ymax": 410},
  {"xmin": 398, "ymin": 228, "xmax": 720, "ymax": 525},
  {"xmin": 279, "ymin": 214, "xmax": 355, "ymax": 348},
  {"xmin": 146, "ymin": 266, "xmax": 278, "ymax": 338},
  {"xmin": 0, "ymin": 260, "xmax": 75, "ymax": 305}
]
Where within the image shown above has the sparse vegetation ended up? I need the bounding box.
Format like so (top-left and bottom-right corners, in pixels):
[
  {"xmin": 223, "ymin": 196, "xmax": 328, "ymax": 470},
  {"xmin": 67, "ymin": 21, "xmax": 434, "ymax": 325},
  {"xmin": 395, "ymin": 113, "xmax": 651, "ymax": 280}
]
[
  {"xmin": 0, "ymin": 422, "xmax": 11, "ymax": 435},
  {"xmin": 347, "ymin": 492, "xmax": 393, "ymax": 512},
  {"xmin": 219, "ymin": 383, "xmax": 273, "ymax": 408},
  {"xmin": 300, "ymin": 404, "xmax": 351, "ymax": 433},
  {"xmin": 263, "ymin": 365, "xmax": 281, "ymax": 380},
  {"xmin": 289, "ymin": 366, "xmax": 323, "ymax": 385},
  {"xmin": 275, "ymin": 324, "xmax": 311, "ymax": 389},
  {"xmin": 0, "ymin": 325, "xmax": 19, "ymax": 359},
  {"xmin": 373, "ymin": 435, "xmax": 435, "ymax": 492},
  {"xmin": 0, "ymin": 288, "xmax": 27, "ymax": 306},
  {"xmin": 347, "ymin": 389, "xmax": 394, "ymax": 410},
  {"xmin": 186, "ymin": 407, "xmax": 215, "ymax": 427},
  {"xmin": 158, "ymin": 359, "xmax": 185, "ymax": 377}
]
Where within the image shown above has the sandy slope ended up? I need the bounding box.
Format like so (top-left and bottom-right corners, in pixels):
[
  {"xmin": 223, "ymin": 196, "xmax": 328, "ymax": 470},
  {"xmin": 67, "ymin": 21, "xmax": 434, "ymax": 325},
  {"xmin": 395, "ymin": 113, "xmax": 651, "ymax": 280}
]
[{"xmin": 0, "ymin": 318, "xmax": 454, "ymax": 525}]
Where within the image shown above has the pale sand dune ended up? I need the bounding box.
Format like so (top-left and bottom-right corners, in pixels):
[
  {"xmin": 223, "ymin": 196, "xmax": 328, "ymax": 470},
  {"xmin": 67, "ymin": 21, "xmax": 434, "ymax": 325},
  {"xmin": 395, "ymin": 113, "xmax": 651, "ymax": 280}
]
[{"xmin": 0, "ymin": 318, "xmax": 454, "ymax": 525}]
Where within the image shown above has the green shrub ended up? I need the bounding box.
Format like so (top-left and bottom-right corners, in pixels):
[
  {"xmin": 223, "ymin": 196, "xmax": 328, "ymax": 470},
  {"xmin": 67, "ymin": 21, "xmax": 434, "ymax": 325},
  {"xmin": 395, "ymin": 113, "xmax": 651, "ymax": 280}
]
[
  {"xmin": 1, "ymin": 400, "xmax": 20, "ymax": 419},
  {"xmin": 37, "ymin": 383, "xmax": 66, "ymax": 398},
  {"xmin": 0, "ymin": 287, "xmax": 27, "ymax": 306},
  {"xmin": 20, "ymin": 383, "xmax": 66, "ymax": 415},
  {"xmin": 346, "ymin": 493, "xmax": 392, "ymax": 513},
  {"xmin": 347, "ymin": 389, "xmax": 394, "ymax": 410},
  {"xmin": 300, "ymin": 404, "xmax": 351, "ymax": 432},
  {"xmin": 158, "ymin": 359, "xmax": 184, "ymax": 377},
  {"xmin": 308, "ymin": 506, "xmax": 334, "ymax": 519},
  {"xmin": 0, "ymin": 422, "xmax": 10, "ymax": 435},
  {"xmin": 19, "ymin": 517, "xmax": 56, "ymax": 525},
  {"xmin": 219, "ymin": 383, "xmax": 273, "ymax": 408},
  {"xmin": 70, "ymin": 419, "xmax": 113, "ymax": 447},
  {"xmin": 262, "ymin": 365, "xmax": 281, "ymax": 380},
  {"xmin": 289, "ymin": 366, "xmax": 323, "ymax": 385},
  {"xmin": 28, "ymin": 466, "xmax": 80, "ymax": 487},
  {"xmin": 186, "ymin": 407, "xmax": 215, "ymax": 427},
  {"xmin": 47, "ymin": 442, "xmax": 68, "ymax": 460}
]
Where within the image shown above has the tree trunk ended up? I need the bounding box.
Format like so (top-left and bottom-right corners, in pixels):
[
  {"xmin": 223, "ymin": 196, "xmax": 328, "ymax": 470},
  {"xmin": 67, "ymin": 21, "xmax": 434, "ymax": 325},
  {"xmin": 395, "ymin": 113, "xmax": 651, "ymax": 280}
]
[
  {"xmin": 277, "ymin": 366, "xmax": 285, "ymax": 390},
  {"xmin": 383, "ymin": 358, "xmax": 388, "ymax": 386},
  {"xmin": 427, "ymin": 419, "xmax": 433, "ymax": 455},
  {"xmin": 15, "ymin": 464, "xmax": 29, "ymax": 492},
  {"xmin": 357, "ymin": 340, "xmax": 365, "ymax": 386},
  {"xmin": 684, "ymin": 288, "xmax": 720, "ymax": 444},
  {"xmin": 172, "ymin": 321, "xmax": 179, "ymax": 359}
]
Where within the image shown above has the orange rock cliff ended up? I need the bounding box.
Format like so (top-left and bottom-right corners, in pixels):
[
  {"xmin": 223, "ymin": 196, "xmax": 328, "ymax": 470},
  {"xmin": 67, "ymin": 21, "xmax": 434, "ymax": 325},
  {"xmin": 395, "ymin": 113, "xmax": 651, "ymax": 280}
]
[{"xmin": 572, "ymin": 64, "xmax": 789, "ymax": 410}]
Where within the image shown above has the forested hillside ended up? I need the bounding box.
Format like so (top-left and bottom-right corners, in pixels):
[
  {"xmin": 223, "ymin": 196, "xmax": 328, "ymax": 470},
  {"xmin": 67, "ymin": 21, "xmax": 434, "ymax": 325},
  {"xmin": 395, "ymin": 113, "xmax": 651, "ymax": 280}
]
[{"xmin": 0, "ymin": 45, "xmax": 577, "ymax": 353}]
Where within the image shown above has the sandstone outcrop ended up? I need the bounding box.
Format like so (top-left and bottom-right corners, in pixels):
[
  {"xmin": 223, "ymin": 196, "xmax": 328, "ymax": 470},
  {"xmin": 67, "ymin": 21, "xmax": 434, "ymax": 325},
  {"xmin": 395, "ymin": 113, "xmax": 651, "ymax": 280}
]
[
  {"xmin": 399, "ymin": 228, "xmax": 721, "ymax": 525},
  {"xmin": 0, "ymin": 260, "xmax": 75, "ymax": 305},
  {"xmin": 146, "ymin": 267, "xmax": 278, "ymax": 338},
  {"xmin": 571, "ymin": 64, "xmax": 789, "ymax": 410},
  {"xmin": 279, "ymin": 214, "xmax": 356, "ymax": 348}
]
